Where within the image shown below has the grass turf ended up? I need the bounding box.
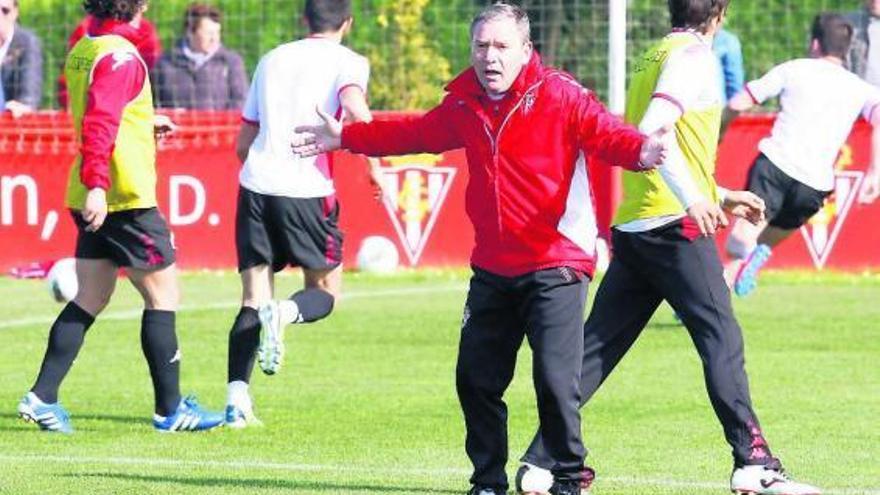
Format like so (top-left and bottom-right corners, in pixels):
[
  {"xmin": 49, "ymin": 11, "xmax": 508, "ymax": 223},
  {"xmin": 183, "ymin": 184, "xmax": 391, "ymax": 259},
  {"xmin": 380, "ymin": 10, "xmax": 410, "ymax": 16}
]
[{"xmin": 0, "ymin": 269, "xmax": 877, "ymax": 494}]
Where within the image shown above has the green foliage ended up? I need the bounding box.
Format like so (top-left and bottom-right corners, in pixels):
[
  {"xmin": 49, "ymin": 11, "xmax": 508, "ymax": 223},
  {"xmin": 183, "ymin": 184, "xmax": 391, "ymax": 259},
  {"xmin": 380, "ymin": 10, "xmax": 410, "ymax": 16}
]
[
  {"xmin": 358, "ymin": 0, "xmax": 452, "ymax": 110},
  {"xmin": 12, "ymin": 0, "xmax": 864, "ymax": 110},
  {"xmin": 19, "ymin": 0, "xmax": 308, "ymax": 109},
  {"xmin": 629, "ymin": 0, "xmax": 853, "ymax": 81},
  {"xmin": 724, "ymin": 0, "xmax": 851, "ymax": 78}
]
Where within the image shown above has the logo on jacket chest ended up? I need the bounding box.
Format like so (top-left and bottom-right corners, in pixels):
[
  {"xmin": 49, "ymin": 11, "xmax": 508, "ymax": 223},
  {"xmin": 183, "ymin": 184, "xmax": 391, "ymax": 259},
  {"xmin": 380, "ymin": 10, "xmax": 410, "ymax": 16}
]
[{"xmin": 522, "ymin": 91, "xmax": 536, "ymax": 115}]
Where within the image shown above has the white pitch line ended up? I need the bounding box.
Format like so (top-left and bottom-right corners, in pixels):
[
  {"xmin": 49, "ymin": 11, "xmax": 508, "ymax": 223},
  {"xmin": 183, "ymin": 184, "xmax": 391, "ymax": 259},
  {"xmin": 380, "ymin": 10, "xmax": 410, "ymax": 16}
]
[
  {"xmin": 0, "ymin": 454, "xmax": 877, "ymax": 494},
  {"xmin": 0, "ymin": 284, "xmax": 467, "ymax": 331}
]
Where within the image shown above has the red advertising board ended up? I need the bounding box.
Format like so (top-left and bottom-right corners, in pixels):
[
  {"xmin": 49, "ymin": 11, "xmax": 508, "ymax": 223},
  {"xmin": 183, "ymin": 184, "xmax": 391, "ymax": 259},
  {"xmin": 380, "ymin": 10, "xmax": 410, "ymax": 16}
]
[
  {"xmin": 0, "ymin": 111, "xmax": 481, "ymax": 271},
  {"xmin": 0, "ymin": 111, "xmax": 877, "ymax": 272}
]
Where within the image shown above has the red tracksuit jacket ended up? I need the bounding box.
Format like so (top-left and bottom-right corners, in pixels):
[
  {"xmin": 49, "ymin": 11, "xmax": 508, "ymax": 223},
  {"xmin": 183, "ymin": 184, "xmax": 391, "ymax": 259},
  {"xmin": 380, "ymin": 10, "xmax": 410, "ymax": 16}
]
[{"xmin": 343, "ymin": 54, "xmax": 646, "ymax": 277}]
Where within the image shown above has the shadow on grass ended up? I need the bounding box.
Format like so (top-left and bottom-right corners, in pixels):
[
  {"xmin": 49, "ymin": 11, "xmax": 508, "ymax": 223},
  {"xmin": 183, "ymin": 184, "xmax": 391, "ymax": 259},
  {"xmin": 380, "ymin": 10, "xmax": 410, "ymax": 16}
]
[
  {"xmin": 65, "ymin": 473, "xmax": 462, "ymax": 493},
  {"xmin": 0, "ymin": 411, "xmax": 145, "ymax": 425}
]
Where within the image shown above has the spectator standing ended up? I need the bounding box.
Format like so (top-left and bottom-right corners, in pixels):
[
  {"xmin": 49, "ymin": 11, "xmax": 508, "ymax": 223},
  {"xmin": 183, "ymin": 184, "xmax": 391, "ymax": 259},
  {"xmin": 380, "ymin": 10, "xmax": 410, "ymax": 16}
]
[
  {"xmin": 0, "ymin": 0, "xmax": 43, "ymax": 118},
  {"xmin": 846, "ymin": 0, "xmax": 880, "ymax": 86},
  {"xmin": 153, "ymin": 3, "xmax": 248, "ymax": 109},
  {"xmin": 58, "ymin": 6, "xmax": 161, "ymax": 108}
]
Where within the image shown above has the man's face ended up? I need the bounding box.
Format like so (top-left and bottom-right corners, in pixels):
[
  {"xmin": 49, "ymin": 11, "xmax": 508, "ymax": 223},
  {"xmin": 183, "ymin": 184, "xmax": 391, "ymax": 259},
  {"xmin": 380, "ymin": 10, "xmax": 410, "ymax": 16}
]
[
  {"xmin": 470, "ymin": 17, "xmax": 532, "ymax": 97},
  {"xmin": 189, "ymin": 18, "xmax": 221, "ymax": 54},
  {"xmin": 868, "ymin": 0, "xmax": 880, "ymax": 17},
  {"xmin": 0, "ymin": 0, "xmax": 18, "ymax": 36}
]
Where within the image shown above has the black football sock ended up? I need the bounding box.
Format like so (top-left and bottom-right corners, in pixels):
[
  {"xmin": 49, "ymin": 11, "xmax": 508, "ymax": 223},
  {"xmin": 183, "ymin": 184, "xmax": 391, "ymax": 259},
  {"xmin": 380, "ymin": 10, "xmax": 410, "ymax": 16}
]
[
  {"xmin": 141, "ymin": 310, "xmax": 181, "ymax": 417},
  {"xmin": 227, "ymin": 307, "xmax": 261, "ymax": 383},
  {"xmin": 289, "ymin": 288, "xmax": 335, "ymax": 323},
  {"xmin": 31, "ymin": 302, "xmax": 95, "ymax": 404}
]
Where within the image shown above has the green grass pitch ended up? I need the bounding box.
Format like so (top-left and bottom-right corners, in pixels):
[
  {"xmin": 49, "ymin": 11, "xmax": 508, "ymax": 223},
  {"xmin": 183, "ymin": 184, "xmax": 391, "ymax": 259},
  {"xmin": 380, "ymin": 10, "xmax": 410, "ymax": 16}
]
[{"xmin": 0, "ymin": 269, "xmax": 878, "ymax": 494}]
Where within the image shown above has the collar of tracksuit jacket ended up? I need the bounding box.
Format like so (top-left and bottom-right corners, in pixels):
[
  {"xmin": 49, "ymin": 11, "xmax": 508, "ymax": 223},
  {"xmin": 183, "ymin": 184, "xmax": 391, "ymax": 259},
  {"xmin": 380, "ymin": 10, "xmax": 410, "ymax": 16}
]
[{"xmin": 443, "ymin": 51, "xmax": 544, "ymax": 132}]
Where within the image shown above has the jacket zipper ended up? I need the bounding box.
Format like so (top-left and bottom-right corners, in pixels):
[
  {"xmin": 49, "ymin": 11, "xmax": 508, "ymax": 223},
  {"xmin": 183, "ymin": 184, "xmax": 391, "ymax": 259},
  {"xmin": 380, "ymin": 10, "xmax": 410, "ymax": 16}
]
[
  {"xmin": 462, "ymin": 80, "xmax": 545, "ymax": 238},
  {"xmin": 484, "ymin": 80, "xmax": 544, "ymax": 154}
]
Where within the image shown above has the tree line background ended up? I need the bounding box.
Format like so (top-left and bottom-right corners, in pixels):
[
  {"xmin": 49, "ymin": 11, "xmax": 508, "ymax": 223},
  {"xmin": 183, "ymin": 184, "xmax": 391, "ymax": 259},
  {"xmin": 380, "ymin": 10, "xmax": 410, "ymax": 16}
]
[{"xmin": 19, "ymin": 0, "xmax": 855, "ymax": 111}]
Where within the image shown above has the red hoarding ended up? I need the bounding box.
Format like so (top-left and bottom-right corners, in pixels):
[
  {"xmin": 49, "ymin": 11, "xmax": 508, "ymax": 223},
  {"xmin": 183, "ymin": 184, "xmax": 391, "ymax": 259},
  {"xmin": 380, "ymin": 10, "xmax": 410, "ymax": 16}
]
[{"xmin": 1, "ymin": 111, "xmax": 877, "ymax": 272}]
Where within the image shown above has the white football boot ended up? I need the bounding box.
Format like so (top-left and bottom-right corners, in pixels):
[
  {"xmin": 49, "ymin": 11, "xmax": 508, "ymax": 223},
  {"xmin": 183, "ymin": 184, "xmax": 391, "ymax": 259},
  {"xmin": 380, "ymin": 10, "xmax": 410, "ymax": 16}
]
[
  {"xmin": 515, "ymin": 463, "xmax": 554, "ymax": 494},
  {"xmin": 730, "ymin": 464, "xmax": 821, "ymax": 495},
  {"xmin": 257, "ymin": 300, "xmax": 286, "ymax": 375}
]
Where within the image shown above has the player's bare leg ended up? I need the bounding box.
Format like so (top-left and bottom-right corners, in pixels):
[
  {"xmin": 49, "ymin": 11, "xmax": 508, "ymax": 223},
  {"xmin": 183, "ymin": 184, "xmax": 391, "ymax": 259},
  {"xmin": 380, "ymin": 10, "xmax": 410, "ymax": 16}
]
[
  {"xmin": 724, "ymin": 218, "xmax": 764, "ymax": 287},
  {"xmin": 241, "ymin": 264, "xmax": 274, "ymax": 309}
]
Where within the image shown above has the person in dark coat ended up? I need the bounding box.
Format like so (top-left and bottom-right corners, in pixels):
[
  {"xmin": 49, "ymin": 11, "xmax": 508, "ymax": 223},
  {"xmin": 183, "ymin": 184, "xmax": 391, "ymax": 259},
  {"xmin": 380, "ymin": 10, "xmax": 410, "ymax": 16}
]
[
  {"xmin": 0, "ymin": 0, "xmax": 43, "ymax": 117},
  {"xmin": 153, "ymin": 3, "xmax": 248, "ymax": 110}
]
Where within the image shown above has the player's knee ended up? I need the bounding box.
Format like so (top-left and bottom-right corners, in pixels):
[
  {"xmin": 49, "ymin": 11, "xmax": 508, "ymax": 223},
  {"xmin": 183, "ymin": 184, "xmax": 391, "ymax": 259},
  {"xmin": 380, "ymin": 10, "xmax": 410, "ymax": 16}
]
[
  {"xmin": 456, "ymin": 359, "xmax": 505, "ymax": 398},
  {"xmin": 455, "ymin": 364, "xmax": 481, "ymax": 395},
  {"xmin": 293, "ymin": 288, "xmax": 335, "ymax": 322},
  {"xmin": 73, "ymin": 291, "xmax": 112, "ymax": 316},
  {"xmin": 726, "ymin": 234, "xmax": 756, "ymax": 260},
  {"xmin": 324, "ymin": 289, "xmax": 339, "ymax": 310},
  {"xmin": 73, "ymin": 282, "xmax": 115, "ymax": 316},
  {"xmin": 142, "ymin": 286, "xmax": 180, "ymax": 311}
]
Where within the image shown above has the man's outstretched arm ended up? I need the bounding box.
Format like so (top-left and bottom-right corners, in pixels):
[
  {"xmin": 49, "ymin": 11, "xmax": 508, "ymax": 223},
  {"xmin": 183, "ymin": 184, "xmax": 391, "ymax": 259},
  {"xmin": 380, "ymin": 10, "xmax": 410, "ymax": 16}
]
[{"xmin": 292, "ymin": 98, "xmax": 462, "ymax": 158}]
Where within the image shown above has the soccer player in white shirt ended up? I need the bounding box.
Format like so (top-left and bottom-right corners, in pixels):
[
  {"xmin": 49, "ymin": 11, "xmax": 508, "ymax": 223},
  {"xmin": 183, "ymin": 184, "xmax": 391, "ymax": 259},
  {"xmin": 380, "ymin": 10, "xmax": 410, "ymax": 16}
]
[
  {"xmin": 224, "ymin": 0, "xmax": 380, "ymax": 427},
  {"xmin": 725, "ymin": 12, "xmax": 880, "ymax": 296}
]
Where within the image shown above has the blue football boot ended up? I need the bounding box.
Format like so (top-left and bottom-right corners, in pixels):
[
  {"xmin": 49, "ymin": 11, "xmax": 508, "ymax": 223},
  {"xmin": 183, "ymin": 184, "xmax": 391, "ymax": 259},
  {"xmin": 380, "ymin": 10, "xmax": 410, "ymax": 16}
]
[
  {"xmin": 153, "ymin": 395, "xmax": 224, "ymax": 432},
  {"xmin": 18, "ymin": 392, "xmax": 73, "ymax": 434},
  {"xmin": 734, "ymin": 244, "xmax": 772, "ymax": 297}
]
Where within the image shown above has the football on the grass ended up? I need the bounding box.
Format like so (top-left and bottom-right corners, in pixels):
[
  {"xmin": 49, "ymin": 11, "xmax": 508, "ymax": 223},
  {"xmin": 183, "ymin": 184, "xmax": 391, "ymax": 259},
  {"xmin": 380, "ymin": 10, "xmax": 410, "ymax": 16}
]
[{"xmin": 46, "ymin": 258, "xmax": 78, "ymax": 303}]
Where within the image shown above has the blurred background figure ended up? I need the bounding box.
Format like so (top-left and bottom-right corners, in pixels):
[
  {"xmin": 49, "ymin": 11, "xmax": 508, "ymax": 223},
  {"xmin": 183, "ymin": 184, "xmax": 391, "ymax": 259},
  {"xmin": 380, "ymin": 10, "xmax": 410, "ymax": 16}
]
[
  {"xmin": 846, "ymin": 0, "xmax": 880, "ymax": 86},
  {"xmin": 714, "ymin": 26, "xmax": 744, "ymax": 135},
  {"xmin": 0, "ymin": 0, "xmax": 43, "ymax": 118},
  {"xmin": 57, "ymin": 4, "xmax": 161, "ymax": 108},
  {"xmin": 714, "ymin": 27, "xmax": 744, "ymax": 102},
  {"xmin": 153, "ymin": 3, "xmax": 247, "ymax": 109}
]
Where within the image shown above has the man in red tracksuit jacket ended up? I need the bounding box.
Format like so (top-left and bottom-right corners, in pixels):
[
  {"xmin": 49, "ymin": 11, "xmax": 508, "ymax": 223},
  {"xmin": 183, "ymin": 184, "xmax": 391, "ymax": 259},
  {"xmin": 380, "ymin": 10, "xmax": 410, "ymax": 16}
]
[{"xmin": 293, "ymin": 4, "xmax": 667, "ymax": 495}]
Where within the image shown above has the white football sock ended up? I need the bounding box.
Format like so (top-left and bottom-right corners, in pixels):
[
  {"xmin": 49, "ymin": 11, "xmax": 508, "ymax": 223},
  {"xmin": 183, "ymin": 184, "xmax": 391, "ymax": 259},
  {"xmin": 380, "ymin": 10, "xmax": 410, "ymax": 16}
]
[{"xmin": 227, "ymin": 380, "xmax": 252, "ymax": 410}]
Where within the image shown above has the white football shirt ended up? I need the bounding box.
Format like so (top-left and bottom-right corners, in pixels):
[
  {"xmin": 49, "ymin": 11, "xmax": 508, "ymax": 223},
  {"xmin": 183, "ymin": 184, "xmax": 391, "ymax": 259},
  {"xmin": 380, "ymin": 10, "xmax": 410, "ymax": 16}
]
[
  {"xmin": 240, "ymin": 38, "xmax": 370, "ymax": 198},
  {"xmin": 747, "ymin": 58, "xmax": 880, "ymax": 191}
]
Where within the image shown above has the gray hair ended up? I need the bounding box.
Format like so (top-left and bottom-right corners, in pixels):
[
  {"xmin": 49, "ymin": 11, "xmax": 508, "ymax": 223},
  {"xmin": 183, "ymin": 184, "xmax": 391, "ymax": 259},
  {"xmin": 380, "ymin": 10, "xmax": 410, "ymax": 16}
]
[{"xmin": 470, "ymin": 2, "xmax": 531, "ymax": 43}]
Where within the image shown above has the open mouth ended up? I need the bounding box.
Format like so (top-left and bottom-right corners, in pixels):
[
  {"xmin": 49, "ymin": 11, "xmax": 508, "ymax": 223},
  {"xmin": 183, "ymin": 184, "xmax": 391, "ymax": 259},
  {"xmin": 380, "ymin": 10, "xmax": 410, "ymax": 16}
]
[{"xmin": 484, "ymin": 69, "xmax": 502, "ymax": 79}]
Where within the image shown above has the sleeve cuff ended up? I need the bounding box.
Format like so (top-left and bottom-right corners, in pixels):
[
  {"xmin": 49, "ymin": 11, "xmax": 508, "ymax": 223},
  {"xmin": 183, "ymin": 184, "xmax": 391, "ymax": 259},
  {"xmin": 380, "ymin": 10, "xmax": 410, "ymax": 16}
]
[
  {"xmin": 81, "ymin": 175, "xmax": 110, "ymax": 191},
  {"xmin": 340, "ymin": 124, "xmax": 351, "ymax": 149},
  {"xmin": 744, "ymin": 84, "xmax": 760, "ymax": 105},
  {"xmin": 717, "ymin": 186, "xmax": 730, "ymax": 205},
  {"xmin": 651, "ymin": 93, "xmax": 685, "ymax": 116},
  {"xmin": 337, "ymin": 83, "xmax": 366, "ymax": 99}
]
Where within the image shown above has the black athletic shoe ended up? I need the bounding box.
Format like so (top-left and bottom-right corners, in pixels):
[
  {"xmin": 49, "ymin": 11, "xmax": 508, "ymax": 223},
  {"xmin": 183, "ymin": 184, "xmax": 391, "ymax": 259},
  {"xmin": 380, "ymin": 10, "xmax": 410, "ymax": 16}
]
[
  {"xmin": 515, "ymin": 464, "xmax": 595, "ymax": 495},
  {"xmin": 467, "ymin": 485, "xmax": 507, "ymax": 495},
  {"xmin": 549, "ymin": 482, "xmax": 580, "ymax": 495},
  {"xmin": 549, "ymin": 468, "xmax": 595, "ymax": 495}
]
